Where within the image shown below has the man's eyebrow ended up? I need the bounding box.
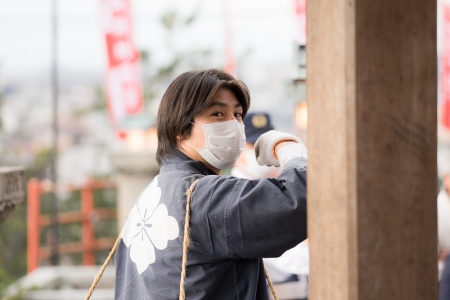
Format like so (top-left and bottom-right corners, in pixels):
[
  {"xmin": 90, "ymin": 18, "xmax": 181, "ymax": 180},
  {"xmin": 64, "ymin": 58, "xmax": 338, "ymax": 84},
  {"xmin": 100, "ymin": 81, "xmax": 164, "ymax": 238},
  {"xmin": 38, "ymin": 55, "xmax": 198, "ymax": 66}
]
[{"xmin": 207, "ymin": 101, "xmax": 242, "ymax": 109}]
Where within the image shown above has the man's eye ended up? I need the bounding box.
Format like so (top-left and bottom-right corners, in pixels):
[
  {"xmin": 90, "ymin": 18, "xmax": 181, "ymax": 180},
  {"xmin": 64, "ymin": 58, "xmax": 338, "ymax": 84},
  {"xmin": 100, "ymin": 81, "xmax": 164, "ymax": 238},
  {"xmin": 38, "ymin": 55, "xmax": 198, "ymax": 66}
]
[
  {"xmin": 212, "ymin": 112, "xmax": 224, "ymax": 117},
  {"xmin": 235, "ymin": 112, "xmax": 243, "ymax": 118}
]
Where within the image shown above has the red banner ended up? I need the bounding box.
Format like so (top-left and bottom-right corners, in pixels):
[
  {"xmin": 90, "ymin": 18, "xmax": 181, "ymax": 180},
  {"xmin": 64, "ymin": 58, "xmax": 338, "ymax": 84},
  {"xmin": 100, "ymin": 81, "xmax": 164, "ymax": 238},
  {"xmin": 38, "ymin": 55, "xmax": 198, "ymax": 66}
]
[
  {"xmin": 99, "ymin": 0, "xmax": 143, "ymax": 124},
  {"xmin": 225, "ymin": 34, "xmax": 236, "ymax": 77},
  {"xmin": 442, "ymin": 5, "xmax": 450, "ymax": 129},
  {"xmin": 294, "ymin": 0, "xmax": 307, "ymax": 45},
  {"xmin": 224, "ymin": 0, "xmax": 236, "ymax": 77}
]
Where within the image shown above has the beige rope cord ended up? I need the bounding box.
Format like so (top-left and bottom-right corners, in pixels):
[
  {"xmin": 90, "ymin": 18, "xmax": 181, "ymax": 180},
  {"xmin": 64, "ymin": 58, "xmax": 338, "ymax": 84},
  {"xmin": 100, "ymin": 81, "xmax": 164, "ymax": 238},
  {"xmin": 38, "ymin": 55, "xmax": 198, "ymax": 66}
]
[
  {"xmin": 179, "ymin": 179, "xmax": 199, "ymax": 300},
  {"xmin": 86, "ymin": 179, "xmax": 278, "ymax": 300},
  {"xmin": 265, "ymin": 268, "xmax": 279, "ymax": 300},
  {"xmin": 179, "ymin": 179, "xmax": 278, "ymax": 300},
  {"xmin": 84, "ymin": 229, "xmax": 122, "ymax": 300}
]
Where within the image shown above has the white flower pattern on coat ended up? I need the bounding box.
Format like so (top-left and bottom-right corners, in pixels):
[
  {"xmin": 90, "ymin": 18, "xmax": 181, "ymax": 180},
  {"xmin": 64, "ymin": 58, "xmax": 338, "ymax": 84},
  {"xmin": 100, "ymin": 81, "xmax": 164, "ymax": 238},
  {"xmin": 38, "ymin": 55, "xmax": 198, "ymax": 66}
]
[{"xmin": 121, "ymin": 177, "xmax": 179, "ymax": 274}]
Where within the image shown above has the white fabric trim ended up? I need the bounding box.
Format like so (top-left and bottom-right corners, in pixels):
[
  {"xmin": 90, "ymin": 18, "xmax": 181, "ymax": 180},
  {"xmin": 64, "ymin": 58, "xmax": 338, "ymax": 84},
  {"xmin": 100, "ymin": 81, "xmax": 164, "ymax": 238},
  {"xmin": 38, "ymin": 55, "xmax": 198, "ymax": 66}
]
[
  {"xmin": 438, "ymin": 189, "xmax": 450, "ymax": 251},
  {"xmin": 276, "ymin": 143, "xmax": 308, "ymax": 168}
]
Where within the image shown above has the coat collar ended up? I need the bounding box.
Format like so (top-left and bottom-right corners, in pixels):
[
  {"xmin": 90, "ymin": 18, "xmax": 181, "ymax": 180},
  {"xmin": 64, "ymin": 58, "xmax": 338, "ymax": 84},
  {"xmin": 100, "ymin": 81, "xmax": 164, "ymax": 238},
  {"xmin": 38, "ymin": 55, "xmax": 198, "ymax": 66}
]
[{"xmin": 160, "ymin": 150, "xmax": 216, "ymax": 176}]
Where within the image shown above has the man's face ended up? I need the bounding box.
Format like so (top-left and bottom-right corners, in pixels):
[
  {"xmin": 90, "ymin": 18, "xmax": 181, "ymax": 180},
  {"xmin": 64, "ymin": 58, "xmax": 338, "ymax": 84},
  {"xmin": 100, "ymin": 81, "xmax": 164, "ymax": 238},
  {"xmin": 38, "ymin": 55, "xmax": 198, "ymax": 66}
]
[{"xmin": 178, "ymin": 88, "xmax": 244, "ymax": 173}]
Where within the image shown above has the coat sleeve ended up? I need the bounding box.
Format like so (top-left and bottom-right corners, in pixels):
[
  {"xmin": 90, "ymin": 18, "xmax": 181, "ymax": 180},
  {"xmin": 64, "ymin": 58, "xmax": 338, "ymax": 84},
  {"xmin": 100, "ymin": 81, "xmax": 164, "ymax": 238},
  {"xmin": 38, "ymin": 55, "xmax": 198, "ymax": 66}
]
[{"xmin": 190, "ymin": 157, "xmax": 307, "ymax": 260}]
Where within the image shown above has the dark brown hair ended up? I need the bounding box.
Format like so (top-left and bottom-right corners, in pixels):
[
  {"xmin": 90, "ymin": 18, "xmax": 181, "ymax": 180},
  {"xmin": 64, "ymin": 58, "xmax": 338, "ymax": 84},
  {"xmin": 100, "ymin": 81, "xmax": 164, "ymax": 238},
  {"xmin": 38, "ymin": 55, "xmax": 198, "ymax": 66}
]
[{"xmin": 156, "ymin": 69, "xmax": 250, "ymax": 165}]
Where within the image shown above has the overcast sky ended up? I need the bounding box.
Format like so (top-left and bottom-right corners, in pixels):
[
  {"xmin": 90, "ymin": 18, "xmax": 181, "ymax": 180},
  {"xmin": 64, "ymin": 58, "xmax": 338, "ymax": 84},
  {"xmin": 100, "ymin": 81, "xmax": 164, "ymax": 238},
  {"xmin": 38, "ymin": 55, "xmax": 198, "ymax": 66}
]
[
  {"xmin": 3, "ymin": 0, "xmax": 446, "ymax": 120},
  {"xmin": 0, "ymin": 0, "xmax": 300, "ymax": 77}
]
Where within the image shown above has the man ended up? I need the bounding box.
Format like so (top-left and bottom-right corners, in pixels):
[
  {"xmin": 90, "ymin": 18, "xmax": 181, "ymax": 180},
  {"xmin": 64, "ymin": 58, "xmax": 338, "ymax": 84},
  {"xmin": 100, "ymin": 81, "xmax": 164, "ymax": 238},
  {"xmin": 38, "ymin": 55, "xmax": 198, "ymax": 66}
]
[{"xmin": 114, "ymin": 69, "xmax": 308, "ymax": 299}]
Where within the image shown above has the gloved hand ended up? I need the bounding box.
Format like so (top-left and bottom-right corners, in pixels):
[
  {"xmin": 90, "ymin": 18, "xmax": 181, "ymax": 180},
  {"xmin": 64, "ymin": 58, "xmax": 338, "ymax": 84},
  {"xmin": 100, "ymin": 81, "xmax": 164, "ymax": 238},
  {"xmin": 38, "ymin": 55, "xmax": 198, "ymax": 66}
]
[{"xmin": 254, "ymin": 130, "xmax": 307, "ymax": 167}]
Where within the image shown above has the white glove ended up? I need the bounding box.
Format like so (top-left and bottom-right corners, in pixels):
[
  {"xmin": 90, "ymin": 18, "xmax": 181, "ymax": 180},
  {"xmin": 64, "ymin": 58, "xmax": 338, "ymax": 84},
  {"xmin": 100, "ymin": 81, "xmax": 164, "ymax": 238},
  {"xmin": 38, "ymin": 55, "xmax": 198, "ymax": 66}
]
[{"xmin": 254, "ymin": 130, "xmax": 307, "ymax": 167}]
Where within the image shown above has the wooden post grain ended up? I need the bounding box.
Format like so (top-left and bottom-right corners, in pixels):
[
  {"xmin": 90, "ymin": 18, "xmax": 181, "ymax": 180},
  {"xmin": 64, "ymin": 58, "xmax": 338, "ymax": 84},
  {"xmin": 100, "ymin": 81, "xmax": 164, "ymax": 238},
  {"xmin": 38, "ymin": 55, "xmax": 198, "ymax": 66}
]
[{"xmin": 307, "ymin": 0, "xmax": 438, "ymax": 299}]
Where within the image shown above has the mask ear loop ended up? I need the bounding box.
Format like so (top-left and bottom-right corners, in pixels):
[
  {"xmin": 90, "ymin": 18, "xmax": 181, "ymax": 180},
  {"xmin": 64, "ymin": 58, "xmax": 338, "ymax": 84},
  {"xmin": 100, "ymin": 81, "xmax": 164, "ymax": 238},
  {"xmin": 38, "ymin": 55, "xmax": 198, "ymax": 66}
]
[
  {"xmin": 185, "ymin": 140, "xmax": 199, "ymax": 151},
  {"xmin": 185, "ymin": 122, "xmax": 205, "ymax": 151}
]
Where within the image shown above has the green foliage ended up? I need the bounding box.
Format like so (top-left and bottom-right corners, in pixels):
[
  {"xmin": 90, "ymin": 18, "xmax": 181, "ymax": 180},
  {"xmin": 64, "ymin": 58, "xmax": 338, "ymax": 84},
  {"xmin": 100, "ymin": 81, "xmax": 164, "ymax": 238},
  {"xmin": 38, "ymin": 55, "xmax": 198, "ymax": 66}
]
[
  {"xmin": 141, "ymin": 8, "xmax": 216, "ymax": 107},
  {"xmin": 160, "ymin": 8, "xmax": 196, "ymax": 30},
  {"xmin": 160, "ymin": 10, "xmax": 178, "ymax": 30},
  {"xmin": 0, "ymin": 153, "xmax": 117, "ymax": 296},
  {"xmin": 0, "ymin": 147, "xmax": 56, "ymax": 296},
  {"xmin": 0, "ymin": 285, "xmax": 31, "ymax": 300},
  {"xmin": 25, "ymin": 148, "xmax": 52, "ymax": 180},
  {"xmin": 73, "ymin": 85, "xmax": 108, "ymax": 117},
  {"xmin": 0, "ymin": 205, "xmax": 27, "ymax": 297}
]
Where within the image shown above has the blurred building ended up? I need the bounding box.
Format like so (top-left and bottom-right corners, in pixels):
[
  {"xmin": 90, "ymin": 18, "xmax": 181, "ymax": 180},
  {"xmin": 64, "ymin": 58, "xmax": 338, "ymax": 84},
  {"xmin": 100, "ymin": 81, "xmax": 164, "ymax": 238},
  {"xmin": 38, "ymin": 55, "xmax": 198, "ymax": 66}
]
[{"xmin": 0, "ymin": 72, "xmax": 116, "ymax": 185}]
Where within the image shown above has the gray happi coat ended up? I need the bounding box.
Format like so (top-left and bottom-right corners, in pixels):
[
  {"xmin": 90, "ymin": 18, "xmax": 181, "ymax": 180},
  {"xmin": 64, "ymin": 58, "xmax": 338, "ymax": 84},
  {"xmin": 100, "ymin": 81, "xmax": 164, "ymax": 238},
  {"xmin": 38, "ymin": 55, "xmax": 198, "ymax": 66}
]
[{"xmin": 114, "ymin": 150, "xmax": 307, "ymax": 299}]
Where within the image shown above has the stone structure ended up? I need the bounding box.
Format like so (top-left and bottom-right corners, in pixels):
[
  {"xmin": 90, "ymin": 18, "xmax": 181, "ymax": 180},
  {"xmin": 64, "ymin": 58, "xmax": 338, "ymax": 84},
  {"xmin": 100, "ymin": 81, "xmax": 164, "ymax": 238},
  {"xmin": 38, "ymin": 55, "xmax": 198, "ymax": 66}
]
[
  {"xmin": 0, "ymin": 166, "xmax": 25, "ymax": 222},
  {"xmin": 2, "ymin": 266, "xmax": 114, "ymax": 300},
  {"xmin": 109, "ymin": 150, "xmax": 159, "ymax": 229}
]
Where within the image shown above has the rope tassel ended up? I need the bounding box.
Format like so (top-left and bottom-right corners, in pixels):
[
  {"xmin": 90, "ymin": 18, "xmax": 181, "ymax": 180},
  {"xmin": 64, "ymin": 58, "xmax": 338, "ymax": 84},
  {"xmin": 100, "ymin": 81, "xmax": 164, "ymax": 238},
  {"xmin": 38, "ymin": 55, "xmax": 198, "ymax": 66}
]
[
  {"xmin": 179, "ymin": 179, "xmax": 199, "ymax": 300},
  {"xmin": 84, "ymin": 229, "xmax": 122, "ymax": 300}
]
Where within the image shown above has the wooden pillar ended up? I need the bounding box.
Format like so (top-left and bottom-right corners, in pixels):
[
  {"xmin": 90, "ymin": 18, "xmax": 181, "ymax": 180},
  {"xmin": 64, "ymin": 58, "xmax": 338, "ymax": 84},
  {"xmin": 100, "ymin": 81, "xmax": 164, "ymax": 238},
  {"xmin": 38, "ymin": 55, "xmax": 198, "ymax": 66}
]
[
  {"xmin": 307, "ymin": 0, "xmax": 437, "ymax": 299},
  {"xmin": 27, "ymin": 179, "xmax": 41, "ymax": 273}
]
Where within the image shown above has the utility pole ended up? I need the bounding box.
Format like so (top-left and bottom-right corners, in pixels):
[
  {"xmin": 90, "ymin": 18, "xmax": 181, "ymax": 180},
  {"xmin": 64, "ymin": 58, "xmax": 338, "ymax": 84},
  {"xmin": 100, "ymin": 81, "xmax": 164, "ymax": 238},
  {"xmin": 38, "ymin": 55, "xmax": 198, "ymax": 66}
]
[
  {"xmin": 49, "ymin": 0, "xmax": 59, "ymax": 266},
  {"xmin": 0, "ymin": 62, "xmax": 3, "ymax": 131}
]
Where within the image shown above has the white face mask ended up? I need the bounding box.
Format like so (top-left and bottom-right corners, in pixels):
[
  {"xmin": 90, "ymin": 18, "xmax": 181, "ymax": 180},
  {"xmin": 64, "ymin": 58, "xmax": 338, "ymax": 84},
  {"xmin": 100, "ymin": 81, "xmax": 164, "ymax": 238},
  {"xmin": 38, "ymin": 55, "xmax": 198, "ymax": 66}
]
[{"xmin": 187, "ymin": 119, "xmax": 246, "ymax": 170}]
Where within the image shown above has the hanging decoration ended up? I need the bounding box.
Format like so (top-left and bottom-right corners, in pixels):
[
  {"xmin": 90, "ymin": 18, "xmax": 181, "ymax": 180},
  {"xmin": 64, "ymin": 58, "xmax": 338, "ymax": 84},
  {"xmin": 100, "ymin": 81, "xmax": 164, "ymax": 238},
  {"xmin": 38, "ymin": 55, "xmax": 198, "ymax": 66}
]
[
  {"xmin": 442, "ymin": 5, "xmax": 450, "ymax": 129},
  {"xmin": 99, "ymin": 0, "xmax": 143, "ymax": 124},
  {"xmin": 224, "ymin": 0, "xmax": 236, "ymax": 77},
  {"xmin": 294, "ymin": 0, "xmax": 307, "ymax": 45}
]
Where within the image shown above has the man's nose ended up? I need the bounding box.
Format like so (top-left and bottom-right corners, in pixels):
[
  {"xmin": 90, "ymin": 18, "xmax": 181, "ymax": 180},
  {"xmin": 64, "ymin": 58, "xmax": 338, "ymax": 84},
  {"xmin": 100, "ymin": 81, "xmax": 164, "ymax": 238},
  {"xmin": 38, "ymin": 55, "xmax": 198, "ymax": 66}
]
[
  {"xmin": 225, "ymin": 114, "xmax": 236, "ymax": 121},
  {"xmin": 225, "ymin": 113, "xmax": 242, "ymax": 122}
]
